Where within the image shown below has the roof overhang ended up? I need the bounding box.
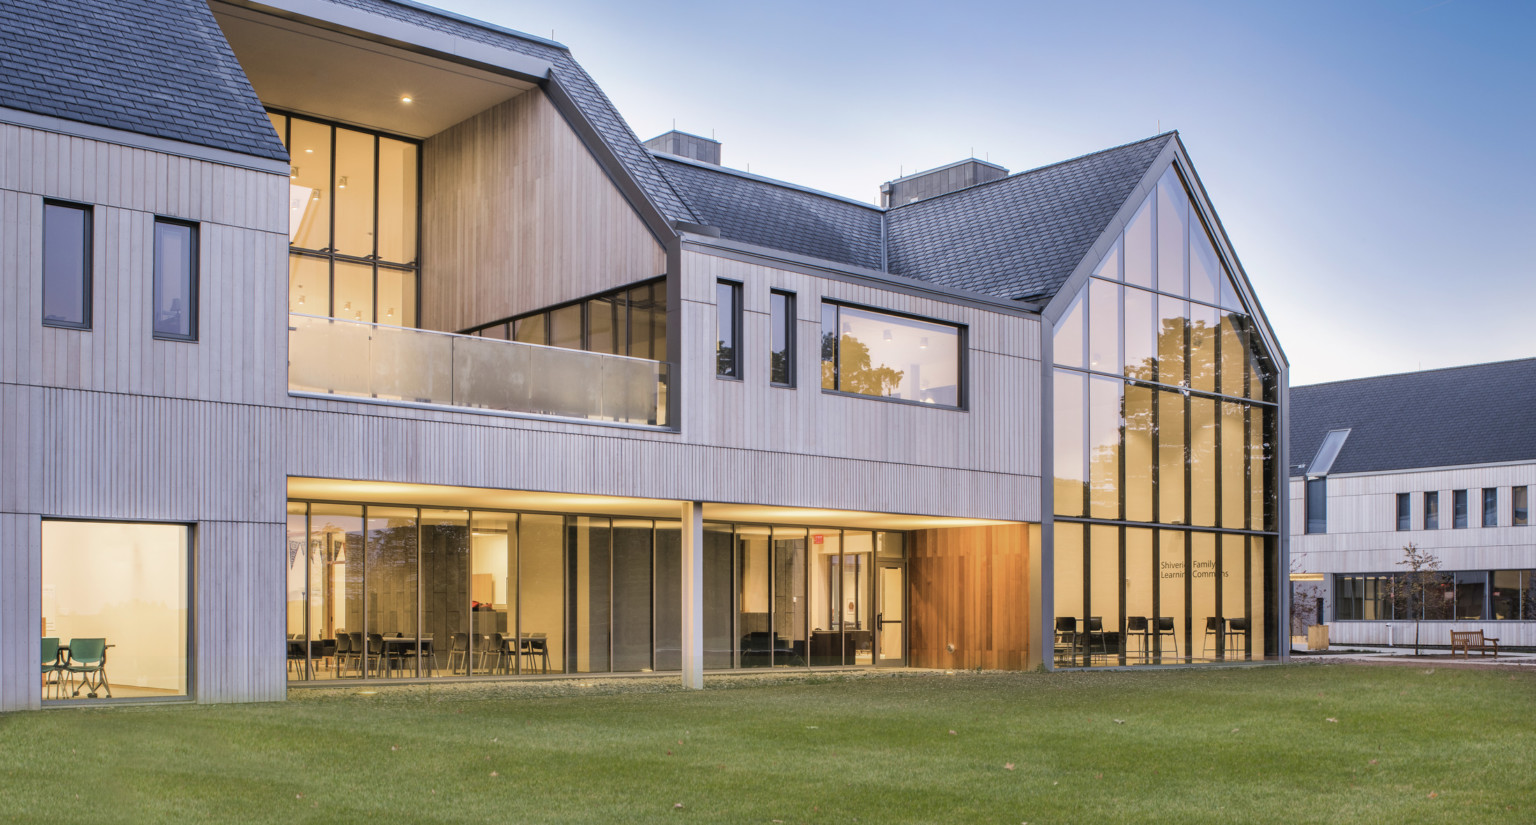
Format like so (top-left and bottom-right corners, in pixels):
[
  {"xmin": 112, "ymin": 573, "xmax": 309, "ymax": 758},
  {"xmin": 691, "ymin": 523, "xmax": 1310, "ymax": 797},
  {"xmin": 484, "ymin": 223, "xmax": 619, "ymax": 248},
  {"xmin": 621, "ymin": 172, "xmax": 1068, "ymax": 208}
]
[{"xmin": 213, "ymin": 1, "xmax": 546, "ymax": 139}]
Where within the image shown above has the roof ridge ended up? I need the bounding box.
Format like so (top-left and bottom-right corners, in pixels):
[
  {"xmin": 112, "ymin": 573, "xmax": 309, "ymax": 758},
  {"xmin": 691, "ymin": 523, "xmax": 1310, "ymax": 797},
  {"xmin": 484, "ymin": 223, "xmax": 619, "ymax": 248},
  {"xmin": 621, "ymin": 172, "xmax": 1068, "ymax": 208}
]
[
  {"xmin": 369, "ymin": 0, "xmax": 569, "ymax": 49},
  {"xmin": 1293, "ymin": 356, "xmax": 1536, "ymax": 390},
  {"xmin": 652, "ymin": 152, "xmax": 883, "ymax": 212},
  {"xmin": 886, "ymin": 131, "xmax": 1177, "ymax": 212}
]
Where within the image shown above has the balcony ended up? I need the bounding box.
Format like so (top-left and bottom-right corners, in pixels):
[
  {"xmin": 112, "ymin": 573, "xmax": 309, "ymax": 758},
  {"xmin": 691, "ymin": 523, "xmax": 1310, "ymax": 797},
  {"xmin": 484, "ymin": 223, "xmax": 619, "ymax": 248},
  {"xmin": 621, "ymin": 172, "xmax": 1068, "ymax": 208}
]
[{"xmin": 288, "ymin": 314, "xmax": 669, "ymax": 427}]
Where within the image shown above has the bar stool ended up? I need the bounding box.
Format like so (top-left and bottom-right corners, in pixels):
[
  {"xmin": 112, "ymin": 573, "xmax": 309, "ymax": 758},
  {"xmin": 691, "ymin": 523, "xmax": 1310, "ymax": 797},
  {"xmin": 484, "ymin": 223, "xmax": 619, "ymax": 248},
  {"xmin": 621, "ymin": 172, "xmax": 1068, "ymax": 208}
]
[
  {"xmin": 1125, "ymin": 617, "xmax": 1151, "ymax": 663},
  {"xmin": 1083, "ymin": 617, "xmax": 1109, "ymax": 664},
  {"xmin": 1201, "ymin": 616, "xmax": 1224, "ymax": 659},
  {"xmin": 1152, "ymin": 616, "xmax": 1179, "ymax": 662},
  {"xmin": 1053, "ymin": 616, "xmax": 1080, "ymax": 666},
  {"xmin": 1225, "ymin": 618, "xmax": 1250, "ymax": 659}
]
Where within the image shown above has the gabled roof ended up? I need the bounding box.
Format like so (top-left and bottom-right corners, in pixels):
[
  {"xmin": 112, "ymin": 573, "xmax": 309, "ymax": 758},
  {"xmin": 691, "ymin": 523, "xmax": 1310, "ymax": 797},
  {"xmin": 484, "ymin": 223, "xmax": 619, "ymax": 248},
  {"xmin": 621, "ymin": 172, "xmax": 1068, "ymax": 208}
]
[
  {"xmin": 320, "ymin": 0, "xmax": 696, "ymax": 223},
  {"xmin": 884, "ymin": 133, "xmax": 1173, "ymax": 303},
  {"xmin": 0, "ymin": 0, "xmax": 286, "ymax": 161},
  {"xmin": 1290, "ymin": 358, "xmax": 1536, "ymax": 477},
  {"xmin": 655, "ymin": 154, "xmax": 883, "ymax": 270}
]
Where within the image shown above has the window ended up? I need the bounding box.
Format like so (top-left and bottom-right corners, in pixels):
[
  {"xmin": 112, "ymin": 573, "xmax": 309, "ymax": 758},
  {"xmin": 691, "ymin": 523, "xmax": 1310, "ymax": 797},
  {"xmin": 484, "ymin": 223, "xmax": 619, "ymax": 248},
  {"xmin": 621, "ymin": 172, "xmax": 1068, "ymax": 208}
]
[
  {"xmin": 1491, "ymin": 570, "xmax": 1536, "ymax": 619},
  {"xmin": 1452, "ymin": 489, "xmax": 1468, "ymax": 528},
  {"xmin": 152, "ymin": 219, "xmax": 197, "ymax": 341},
  {"xmin": 1305, "ymin": 478, "xmax": 1327, "ymax": 534},
  {"xmin": 769, "ymin": 290, "xmax": 794, "ymax": 387},
  {"xmin": 42, "ymin": 201, "xmax": 92, "ymax": 329},
  {"xmin": 820, "ymin": 302, "xmax": 962, "ymax": 406},
  {"xmin": 1396, "ymin": 493, "xmax": 1411, "ymax": 531},
  {"xmin": 1483, "ymin": 489, "xmax": 1498, "ymax": 528},
  {"xmin": 42, "ymin": 520, "xmax": 190, "ymax": 701},
  {"xmin": 1424, "ymin": 491, "xmax": 1439, "ymax": 529},
  {"xmin": 1453, "ymin": 572, "xmax": 1485, "ymax": 619},
  {"xmin": 1515, "ymin": 486, "xmax": 1529, "ymax": 526},
  {"xmin": 463, "ymin": 278, "xmax": 668, "ymax": 361},
  {"xmin": 716, "ymin": 280, "xmax": 741, "ymax": 378}
]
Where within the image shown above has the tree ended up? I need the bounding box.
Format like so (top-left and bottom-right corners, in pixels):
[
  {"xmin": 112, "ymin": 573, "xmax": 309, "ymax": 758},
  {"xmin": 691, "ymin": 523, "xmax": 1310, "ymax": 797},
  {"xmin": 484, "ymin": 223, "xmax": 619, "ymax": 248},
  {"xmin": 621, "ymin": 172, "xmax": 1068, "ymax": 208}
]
[
  {"xmin": 821, "ymin": 333, "xmax": 904, "ymax": 396},
  {"xmin": 1394, "ymin": 543, "xmax": 1443, "ymax": 656}
]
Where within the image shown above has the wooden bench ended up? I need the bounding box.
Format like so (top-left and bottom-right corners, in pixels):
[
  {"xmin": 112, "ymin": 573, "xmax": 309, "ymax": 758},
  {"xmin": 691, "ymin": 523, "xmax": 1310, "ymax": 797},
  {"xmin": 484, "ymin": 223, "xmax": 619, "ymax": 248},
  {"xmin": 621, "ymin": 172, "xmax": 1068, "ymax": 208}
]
[{"xmin": 1449, "ymin": 630, "xmax": 1499, "ymax": 658}]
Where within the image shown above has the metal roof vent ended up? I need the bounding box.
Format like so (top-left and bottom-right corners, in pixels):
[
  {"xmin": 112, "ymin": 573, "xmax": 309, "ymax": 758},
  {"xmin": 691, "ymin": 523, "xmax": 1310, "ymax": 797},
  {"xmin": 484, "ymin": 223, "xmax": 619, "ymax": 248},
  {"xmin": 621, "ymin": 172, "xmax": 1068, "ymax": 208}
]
[{"xmin": 880, "ymin": 158, "xmax": 1009, "ymax": 207}]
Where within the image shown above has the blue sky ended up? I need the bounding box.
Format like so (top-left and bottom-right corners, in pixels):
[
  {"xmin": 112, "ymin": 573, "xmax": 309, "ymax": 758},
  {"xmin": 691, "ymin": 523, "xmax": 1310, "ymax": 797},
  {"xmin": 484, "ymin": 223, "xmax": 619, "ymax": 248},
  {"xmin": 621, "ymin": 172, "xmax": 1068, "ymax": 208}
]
[{"xmin": 431, "ymin": 0, "xmax": 1533, "ymax": 386}]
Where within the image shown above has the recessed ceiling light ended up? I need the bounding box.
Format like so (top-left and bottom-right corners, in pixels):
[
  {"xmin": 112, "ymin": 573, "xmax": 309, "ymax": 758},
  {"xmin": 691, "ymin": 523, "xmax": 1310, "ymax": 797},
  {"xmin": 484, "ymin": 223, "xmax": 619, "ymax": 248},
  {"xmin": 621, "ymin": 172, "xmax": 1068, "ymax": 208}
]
[
  {"xmin": 305, "ymin": 148, "xmax": 313, "ymax": 153},
  {"xmin": 400, "ymin": 95, "xmax": 413, "ymax": 104}
]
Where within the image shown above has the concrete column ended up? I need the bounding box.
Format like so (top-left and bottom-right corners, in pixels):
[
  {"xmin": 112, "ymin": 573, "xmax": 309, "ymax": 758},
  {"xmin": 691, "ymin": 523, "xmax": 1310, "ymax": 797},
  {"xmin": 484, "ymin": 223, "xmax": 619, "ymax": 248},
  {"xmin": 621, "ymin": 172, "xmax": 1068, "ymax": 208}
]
[{"xmin": 680, "ymin": 501, "xmax": 704, "ymax": 689}]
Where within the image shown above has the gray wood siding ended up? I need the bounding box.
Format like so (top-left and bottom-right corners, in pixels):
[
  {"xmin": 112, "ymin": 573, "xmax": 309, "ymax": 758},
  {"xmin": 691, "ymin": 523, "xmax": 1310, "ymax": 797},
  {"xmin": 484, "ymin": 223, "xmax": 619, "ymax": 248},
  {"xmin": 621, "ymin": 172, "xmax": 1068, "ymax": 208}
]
[{"xmin": 421, "ymin": 89, "xmax": 666, "ymax": 333}]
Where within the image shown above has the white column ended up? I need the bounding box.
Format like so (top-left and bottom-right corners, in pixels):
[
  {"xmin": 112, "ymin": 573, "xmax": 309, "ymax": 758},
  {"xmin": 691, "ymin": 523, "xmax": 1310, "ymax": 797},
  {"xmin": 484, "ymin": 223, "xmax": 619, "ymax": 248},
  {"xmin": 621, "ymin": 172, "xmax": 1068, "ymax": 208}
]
[{"xmin": 680, "ymin": 500, "xmax": 704, "ymax": 689}]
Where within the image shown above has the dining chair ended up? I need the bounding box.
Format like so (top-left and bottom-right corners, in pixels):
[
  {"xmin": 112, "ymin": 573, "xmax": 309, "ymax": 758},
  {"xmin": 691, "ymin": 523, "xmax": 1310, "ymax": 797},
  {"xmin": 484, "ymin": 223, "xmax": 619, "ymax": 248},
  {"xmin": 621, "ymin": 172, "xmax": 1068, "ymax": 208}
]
[
  {"xmin": 447, "ymin": 632, "xmax": 471, "ymax": 675},
  {"xmin": 64, "ymin": 637, "xmax": 112, "ymax": 699},
  {"xmin": 520, "ymin": 633, "xmax": 550, "ymax": 674},
  {"xmin": 348, "ymin": 632, "xmax": 366, "ymax": 676}
]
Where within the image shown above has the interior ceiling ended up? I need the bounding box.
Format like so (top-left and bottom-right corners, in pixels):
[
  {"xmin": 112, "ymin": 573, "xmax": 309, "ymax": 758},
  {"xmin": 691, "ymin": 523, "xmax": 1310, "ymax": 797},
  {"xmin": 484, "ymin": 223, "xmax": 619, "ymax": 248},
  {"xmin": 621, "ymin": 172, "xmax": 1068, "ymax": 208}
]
[
  {"xmin": 213, "ymin": 4, "xmax": 535, "ymax": 139},
  {"xmin": 286, "ymin": 478, "xmax": 1018, "ymax": 531}
]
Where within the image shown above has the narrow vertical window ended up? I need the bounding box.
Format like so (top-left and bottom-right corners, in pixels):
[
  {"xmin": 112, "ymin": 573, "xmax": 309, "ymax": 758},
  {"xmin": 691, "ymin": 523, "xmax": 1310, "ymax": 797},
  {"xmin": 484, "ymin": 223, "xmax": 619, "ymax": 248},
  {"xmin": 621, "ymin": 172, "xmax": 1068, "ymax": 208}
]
[
  {"xmin": 1482, "ymin": 489, "xmax": 1498, "ymax": 528},
  {"xmin": 1424, "ymin": 492, "xmax": 1439, "ymax": 530},
  {"xmin": 1452, "ymin": 489, "xmax": 1468, "ymax": 529},
  {"xmin": 820, "ymin": 303, "xmax": 838, "ymax": 389},
  {"xmin": 42, "ymin": 201, "xmax": 92, "ymax": 329},
  {"xmin": 1396, "ymin": 493, "xmax": 1411, "ymax": 531},
  {"xmin": 153, "ymin": 219, "xmax": 198, "ymax": 341},
  {"xmin": 1514, "ymin": 486, "xmax": 1529, "ymax": 526},
  {"xmin": 769, "ymin": 290, "xmax": 794, "ymax": 387},
  {"xmin": 716, "ymin": 280, "xmax": 741, "ymax": 378},
  {"xmin": 1305, "ymin": 478, "xmax": 1327, "ymax": 534}
]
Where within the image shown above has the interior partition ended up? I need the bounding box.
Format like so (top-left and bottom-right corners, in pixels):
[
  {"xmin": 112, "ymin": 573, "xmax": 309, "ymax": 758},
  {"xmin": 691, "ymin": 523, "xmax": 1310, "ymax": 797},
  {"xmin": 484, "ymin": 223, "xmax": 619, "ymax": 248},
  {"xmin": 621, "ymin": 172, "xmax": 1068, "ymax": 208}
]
[{"xmin": 907, "ymin": 523, "xmax": 1033, "ymax": 670}]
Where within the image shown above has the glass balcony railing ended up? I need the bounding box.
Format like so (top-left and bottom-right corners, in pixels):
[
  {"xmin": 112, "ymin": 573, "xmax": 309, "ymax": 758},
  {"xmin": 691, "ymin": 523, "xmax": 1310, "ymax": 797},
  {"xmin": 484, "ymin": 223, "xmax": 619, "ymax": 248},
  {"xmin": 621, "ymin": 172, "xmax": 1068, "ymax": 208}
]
[{"xmin": 289, "ymin": 314, "xmax": 669, "ymax": 427}]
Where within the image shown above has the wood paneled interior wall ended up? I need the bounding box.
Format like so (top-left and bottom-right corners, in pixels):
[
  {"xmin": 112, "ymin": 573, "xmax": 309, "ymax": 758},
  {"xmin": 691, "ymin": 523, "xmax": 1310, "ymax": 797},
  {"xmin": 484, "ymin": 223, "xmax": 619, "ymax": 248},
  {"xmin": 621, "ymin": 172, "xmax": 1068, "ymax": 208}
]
[
  {"xmin": 421, "ymin": 88, "xmax": 666, "ymax": 333},
  {"xmin": 908, "ymin": 523, "xmax": 1032, "ymax": 670}
]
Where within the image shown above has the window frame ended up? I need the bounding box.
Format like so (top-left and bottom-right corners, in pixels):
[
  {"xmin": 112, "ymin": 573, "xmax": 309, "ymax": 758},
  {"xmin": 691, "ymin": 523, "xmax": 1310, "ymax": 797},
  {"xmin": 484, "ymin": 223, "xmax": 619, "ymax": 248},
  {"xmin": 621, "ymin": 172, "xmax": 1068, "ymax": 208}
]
[
  {"xmin": 769, "ymin": 289, "xmax": 795, "ymax": 388},
  {"xmin": 152, "ymin": 217, "xmax": 199, "ymax": 343},
  {"xmin": 1396, "ymin": 492, "xmax": 1411, "ymax": 532},
  {"xmin": 716, "ymin": 279, "xmax": 742, "ymax": 380},
  {"xmin": 1423, "ymin": 491, "xmax": 1439, "ymax": 530},
  {"xmin": 1514, "ymin": 486, "xmax": 1529, "ymax": 526},
  {"xmin": 1304, "ymin": 477, "xmax": 1327, "ymax": 534},
  {"xmin": 818, "ymin": 299, "xmax": 968, "ymax": 410},
  {"xmin": 41, "ymin": 199, "xmax": 94, "ymax": 331},
  {"xmin": 1482, "ymin": 488, "xmax": 1498, "ymax": 528}
]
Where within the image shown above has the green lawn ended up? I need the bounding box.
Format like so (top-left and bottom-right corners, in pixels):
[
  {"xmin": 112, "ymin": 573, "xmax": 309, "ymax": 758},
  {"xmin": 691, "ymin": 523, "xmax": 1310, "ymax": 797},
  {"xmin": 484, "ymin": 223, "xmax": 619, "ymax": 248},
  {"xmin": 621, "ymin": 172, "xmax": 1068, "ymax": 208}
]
[{"xmin": 1, "ymin": 664, "xmax": 1531, "ymax": 824}]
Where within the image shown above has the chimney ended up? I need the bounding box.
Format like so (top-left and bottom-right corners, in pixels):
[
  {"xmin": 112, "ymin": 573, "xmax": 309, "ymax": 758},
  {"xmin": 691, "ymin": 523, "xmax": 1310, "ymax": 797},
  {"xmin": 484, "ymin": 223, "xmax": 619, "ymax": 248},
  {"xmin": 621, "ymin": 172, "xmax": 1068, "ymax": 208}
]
[
  {"xmin": 880, "ymin": 158, "xmax": 1008, "ymax": 207},
  {"xmin": 643, "ymin": 130, "xmax": 721, "ymax": 166}
]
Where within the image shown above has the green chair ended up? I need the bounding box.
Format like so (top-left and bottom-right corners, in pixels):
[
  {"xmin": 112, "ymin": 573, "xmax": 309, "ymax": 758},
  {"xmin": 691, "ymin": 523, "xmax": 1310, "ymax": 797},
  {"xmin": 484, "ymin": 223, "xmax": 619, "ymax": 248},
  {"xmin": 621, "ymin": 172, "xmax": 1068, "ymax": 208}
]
[
  {"xmin": 64, "ymin": 637, "xmax": 112, "ymax": 699},
  {"xmin": 41, "ymin": 637, "xmax": 65, "ymax": 699}
]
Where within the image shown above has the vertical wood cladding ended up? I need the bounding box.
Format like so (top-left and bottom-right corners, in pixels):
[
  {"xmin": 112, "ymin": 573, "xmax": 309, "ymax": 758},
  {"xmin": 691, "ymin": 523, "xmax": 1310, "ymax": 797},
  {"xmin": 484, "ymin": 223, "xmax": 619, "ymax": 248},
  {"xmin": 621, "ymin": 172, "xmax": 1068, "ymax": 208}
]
[
  {"xmin": 908, "ymin": 524, "xmax": 1032, "ymax": 669},
  {"xmin": 422, "ymin": 89, "xmax": 666, "ymax": 333}
]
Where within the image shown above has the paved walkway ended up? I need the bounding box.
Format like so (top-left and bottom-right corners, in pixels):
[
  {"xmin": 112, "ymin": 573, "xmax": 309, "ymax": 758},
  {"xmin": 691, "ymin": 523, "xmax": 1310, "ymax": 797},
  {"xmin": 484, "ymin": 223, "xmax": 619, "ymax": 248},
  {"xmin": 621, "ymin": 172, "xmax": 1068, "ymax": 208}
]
[{"xmin": 1292, "ymin": 645, "xmax": 1536, "ymax": 669}]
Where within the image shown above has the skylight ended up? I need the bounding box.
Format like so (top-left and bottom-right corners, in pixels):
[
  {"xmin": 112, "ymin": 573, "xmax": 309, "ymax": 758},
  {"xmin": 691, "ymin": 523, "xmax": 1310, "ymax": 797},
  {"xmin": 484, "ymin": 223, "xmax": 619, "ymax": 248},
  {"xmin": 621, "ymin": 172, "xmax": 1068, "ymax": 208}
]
[{"xmin": 1306, "ymin": 428, "xmax": 1351, "ymax": 476}]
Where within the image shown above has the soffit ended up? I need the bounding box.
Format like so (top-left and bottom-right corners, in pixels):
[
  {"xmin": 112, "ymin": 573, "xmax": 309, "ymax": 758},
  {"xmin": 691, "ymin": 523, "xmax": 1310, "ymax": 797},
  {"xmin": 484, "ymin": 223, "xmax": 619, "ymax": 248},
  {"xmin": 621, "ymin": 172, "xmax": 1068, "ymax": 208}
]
[{"xmin": 215, "ymin": 4, "xmax": 534, "ymax": 139}]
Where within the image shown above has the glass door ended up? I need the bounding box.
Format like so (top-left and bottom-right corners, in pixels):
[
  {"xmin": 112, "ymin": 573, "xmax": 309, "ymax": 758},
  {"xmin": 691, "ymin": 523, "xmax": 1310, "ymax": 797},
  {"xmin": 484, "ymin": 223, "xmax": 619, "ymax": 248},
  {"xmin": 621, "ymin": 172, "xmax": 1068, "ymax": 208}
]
[{"xmin": 875, "ymin": 562, "xmax": 906, "ymax": 667}]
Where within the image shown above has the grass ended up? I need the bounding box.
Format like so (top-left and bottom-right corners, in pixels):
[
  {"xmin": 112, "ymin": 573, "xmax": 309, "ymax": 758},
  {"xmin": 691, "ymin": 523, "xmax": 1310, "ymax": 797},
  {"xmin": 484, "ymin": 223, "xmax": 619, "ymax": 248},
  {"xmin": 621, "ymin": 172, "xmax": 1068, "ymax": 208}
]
[{"xmin": 1, "ymin": 664, "xmax": 1532, "ymax": 824}]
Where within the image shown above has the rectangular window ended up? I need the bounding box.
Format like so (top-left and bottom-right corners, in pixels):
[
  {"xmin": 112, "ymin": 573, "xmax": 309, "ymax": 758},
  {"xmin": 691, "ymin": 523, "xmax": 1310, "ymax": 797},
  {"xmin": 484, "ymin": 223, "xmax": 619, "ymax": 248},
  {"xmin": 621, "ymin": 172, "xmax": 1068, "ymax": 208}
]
[
  {"xmin": 152, "ymin": 219, "xmax": 198, "ymax": 341},
  {"xmin": 1396, "ymin": 493, "xmax": 1411, "ymax": 531},
  {"xmin": 1305, "ymin": 478, "xmax": 1327, "ymax": 534},
  {"xmin": 716, "ymin": 280, "xmax": 741, "ymax": 378},
  {"xmin": 769, "ymin": 290, "xmax": 794, "ymax": 387},
  {"xmin": 1514, "ymin": 486, "xmax": 1529, "ymax": 526},
  {"xmin": 1452, "ymin": 489, "xmax": 1468, "ymax": 528},
  {"xmin": 42, "ymin": 201, "xmax": 92, "ymax": 329},
  {"xmin": 1483, "ymin": 489, "xmax": 1498, "ymax": 528},
  {"xmin": 1424, "ymin": 491, "xmax": 1439, "ymax": 530},
  {"xmin": 819, "ymin": 302, "xmax": 963, "ymax": 407},
  {"xmin": 42, "ymin": 520, "xmax": 190, "ymax": 701}
]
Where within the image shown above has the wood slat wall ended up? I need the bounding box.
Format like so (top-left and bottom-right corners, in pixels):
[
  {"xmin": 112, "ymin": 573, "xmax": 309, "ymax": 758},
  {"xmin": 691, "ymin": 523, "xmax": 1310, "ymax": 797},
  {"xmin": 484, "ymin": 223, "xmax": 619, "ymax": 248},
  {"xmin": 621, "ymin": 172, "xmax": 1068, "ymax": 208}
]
[
  {"xmin": 421, "ymin": 89, "xmax": 666, "ymax": 333},
  {"xmin": 908, "ymin": 524, "xmax": 1032, "ymax": 669}
]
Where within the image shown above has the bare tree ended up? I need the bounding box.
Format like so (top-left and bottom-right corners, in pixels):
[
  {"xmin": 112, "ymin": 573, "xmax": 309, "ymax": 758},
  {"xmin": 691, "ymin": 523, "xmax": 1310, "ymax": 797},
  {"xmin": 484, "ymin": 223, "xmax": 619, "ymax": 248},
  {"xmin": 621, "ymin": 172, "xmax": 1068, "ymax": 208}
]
[{"xmin": 1394, "ymin": 543, "xmax": 1443, "ymax": 656}]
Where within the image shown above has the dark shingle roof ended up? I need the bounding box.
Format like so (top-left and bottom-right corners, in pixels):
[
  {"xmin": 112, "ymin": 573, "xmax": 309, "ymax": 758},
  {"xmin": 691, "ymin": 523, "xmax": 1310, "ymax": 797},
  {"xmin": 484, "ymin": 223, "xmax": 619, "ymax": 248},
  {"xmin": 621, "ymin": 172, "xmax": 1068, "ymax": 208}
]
[
  {"xmin": 0, "ymin": 0, "xmax": 286, "ymax": 161},
  {"xmin": 321, "ymin": 0, "xmax": 695, "ymax": 223},
  {"xmin": 885, "ymin": 134, "xmax": 1173, "ymax": 302},
  {"xmin": 655, "ymin": 155, "xmax": 883, "ymax": 270},
  {"xmin": 1290, "ymin": 359, "xmax": 1536, "ymax": 476}
]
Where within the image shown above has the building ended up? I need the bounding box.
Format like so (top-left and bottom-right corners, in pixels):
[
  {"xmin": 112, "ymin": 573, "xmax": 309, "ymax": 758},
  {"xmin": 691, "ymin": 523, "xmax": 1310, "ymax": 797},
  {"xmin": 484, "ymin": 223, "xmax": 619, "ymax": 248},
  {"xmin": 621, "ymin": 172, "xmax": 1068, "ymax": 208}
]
[
  {"xmin": 0, "ymin": 0, "xmax": 1286, "ymax": 710},
  {"xmin": 1289, "ymin": 359, "xmax": 1536, "ymax": 648}
]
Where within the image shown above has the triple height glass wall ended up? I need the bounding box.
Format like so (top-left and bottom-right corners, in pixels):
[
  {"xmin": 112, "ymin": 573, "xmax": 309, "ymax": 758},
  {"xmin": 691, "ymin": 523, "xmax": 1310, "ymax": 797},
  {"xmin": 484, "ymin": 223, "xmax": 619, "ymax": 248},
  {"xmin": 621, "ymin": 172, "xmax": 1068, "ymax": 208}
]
[{"xmin": 1052, "ymin": 165, "xmax": 1280, "ymax": 667}]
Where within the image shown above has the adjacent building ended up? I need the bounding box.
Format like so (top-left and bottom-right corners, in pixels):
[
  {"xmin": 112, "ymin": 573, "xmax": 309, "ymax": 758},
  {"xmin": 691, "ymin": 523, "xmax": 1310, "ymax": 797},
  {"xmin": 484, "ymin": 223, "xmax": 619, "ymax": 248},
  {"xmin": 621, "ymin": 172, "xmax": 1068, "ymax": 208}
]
[
  {"xmin": 0, "ymin": 0, "xmax": 1287, "ymax": 709},
  {"xmin": 1290, "ymin": 359, "xmax": 1536, "ymax": 647}
]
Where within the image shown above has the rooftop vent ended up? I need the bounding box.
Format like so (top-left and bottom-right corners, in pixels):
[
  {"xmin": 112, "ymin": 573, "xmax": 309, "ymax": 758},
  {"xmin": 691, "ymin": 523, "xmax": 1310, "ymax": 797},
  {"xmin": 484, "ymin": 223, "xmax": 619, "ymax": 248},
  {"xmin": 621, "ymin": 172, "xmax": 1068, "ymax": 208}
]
[
  {"xmin": 643, "ymin": 130, "xmax": 721, "ymax": 166},
  {"xmin": 880, "ymin": 158, "xmax": 1009, "ymax": 207}
]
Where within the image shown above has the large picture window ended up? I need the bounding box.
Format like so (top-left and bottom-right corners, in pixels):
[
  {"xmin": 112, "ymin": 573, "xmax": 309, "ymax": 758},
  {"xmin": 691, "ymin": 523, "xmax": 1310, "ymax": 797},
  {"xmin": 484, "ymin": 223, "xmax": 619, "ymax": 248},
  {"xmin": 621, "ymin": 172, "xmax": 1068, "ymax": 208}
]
[
  {"xmin": 271, "ymin": 111, "xmax": 420, "ymax": 328},
  {"xmin": 820, "ymin": 302, "xmax": 962, "ymax": 407},
  {"xmin": 42, "ymin": 521, "xmax": 190, "ymax": 701}
]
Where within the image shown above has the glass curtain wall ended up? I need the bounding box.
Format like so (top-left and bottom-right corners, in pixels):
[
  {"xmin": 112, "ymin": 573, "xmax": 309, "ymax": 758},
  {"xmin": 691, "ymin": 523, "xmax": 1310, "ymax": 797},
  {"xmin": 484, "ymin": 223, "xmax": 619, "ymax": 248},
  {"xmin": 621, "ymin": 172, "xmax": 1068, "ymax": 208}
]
[
  {"xmin": 288, "ymin": 504, "xmax": 905, "ymax": 681},
  {"xmin": 271, "ymin": 111, "xmax": 420, "ymax": 327},
  {"xmin": 1052, "ymin": 166, "xmax": 1279, "ymax": 666},
  {"xmin": 464, "ymin": 278, "xmax": 668, "ymax": 363}
]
